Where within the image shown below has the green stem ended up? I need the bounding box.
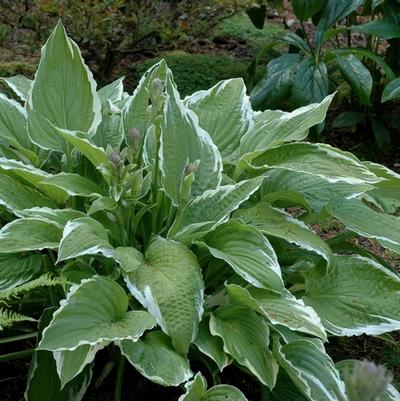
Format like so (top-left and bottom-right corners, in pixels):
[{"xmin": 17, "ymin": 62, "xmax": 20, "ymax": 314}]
[
  {"xmin": 0, "ymin": 349, "xmax": 34, "ymax": 362},
  {"xmin": 114, "ymin": 356, "xmax": 126, "ymax": 401},
  {"xmin": 0, "ymin": 332, "xmax": 37, "ymax": 344},
  {"xmin": 42, "ymin": 255, "xmax": 57, "ymax": 306}
]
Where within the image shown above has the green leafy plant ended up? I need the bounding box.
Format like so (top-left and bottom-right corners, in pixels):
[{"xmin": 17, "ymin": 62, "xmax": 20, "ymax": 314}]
[
  {"xmin": 250, "ymin": 0, "xmax": 400, "ymax": 151},
  {"xmin": 1, "ymin": 22, "xmax": 400, "ymax": 401}
]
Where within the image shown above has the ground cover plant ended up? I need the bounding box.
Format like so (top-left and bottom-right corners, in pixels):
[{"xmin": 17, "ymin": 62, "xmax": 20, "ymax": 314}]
[
  {"xmin": 250, "ymin": 0, "xmax": 400, "ymax": 151},
  {"xmin": 1, "ymin": 22, "xmax": 400, "ymax": 401}
]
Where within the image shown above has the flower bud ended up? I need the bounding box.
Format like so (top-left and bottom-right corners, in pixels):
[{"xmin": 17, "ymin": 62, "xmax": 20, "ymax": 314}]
[
  {"xmin": 184, "ymin": 161, "xmax": 198, "ymax": 177},
  {"xmin": 127, "ymin": 128, "xmax": 141, "ymax": 153},
  {"xmin": 149, "ymin": 78, "xmax": 164, "ymax": 113}
]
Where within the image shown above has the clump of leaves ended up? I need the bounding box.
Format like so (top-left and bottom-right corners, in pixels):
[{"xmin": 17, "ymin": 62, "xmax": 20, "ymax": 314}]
[{"xmin": 1, "ymin": 21, "xmax": 400, "ymax": 401}]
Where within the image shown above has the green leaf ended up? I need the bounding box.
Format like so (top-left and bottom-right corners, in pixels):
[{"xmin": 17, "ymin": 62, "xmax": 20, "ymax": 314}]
[
  {"xmin": 0, "ymin": 93, "xmax": 34, "ymax": 154},
  {"xmin": 0, "ymin": 308, "xmax": 35, "ymax": 331},
  {"xmin": 250, "ymin": 54, "xmax": 301, "ymax": 110},
  {"xmin": 27, "ymin": 21, "xmax": 101, "ymax": 151},
  {"xmin": 315, "ymin": 0, "xmax": 364, "ymax": 47},
  {"xmin": 246, "ymin": 143, "xmax": 381, "ymax": 185},
  {"xmin": 336, "ymin": 360, "xmax": 400, "ymax": 401},
  {"xmin": 371, "ymin": 118, "xmax": 391, "ymax": 153},
  {"xmin": 184, "ymin": 79, "xmax": 252, "ymax": 160},
  {"xmin": 200, "ymin": 220, "xmax": 283, "ymax": 293},
  {"xmin": 168, "ymin": 178, "xmax": 262, "ymax": 244},
  {"xmin": 25, "ymin": 309, "xmax": 92, "ymax": 401},
  {"xmin": 98, "ymin": 77, "xmax": 124, "ymax": 105},
  {"xmin": 292, "ymin": 0, "xmax": 324, "ymax": 21},
  {"xmin": 273, "ymin": 338, "xmax": 347, "ymax": 401},
  {"xmin": 235, "ymin": 202, "xmax": 334, "ymax": 271},
  {"xmin": 350, "ymin": 20, "xmax": 400, "ymax": 39},
  {"xmin": 332, "ymin": 111, "xmax": 364, "ymax": 128},
  {"xmin": 40, "ymin": 173, "xmax": 104, "ymax": 197},
  {"xmin": 326, "ymin": 197, "xmax": 400, "ymax": 254},
  {"xmin": 226, "ymin": 284, "xmax": 327, "ymax": 340},
  {"xmin": 0, "ymin": 218, "xmax": 62, "ymax": 253},
  {"xmin": 261, "ymin": 169, "xmax": 372, "ymax": 212},
  {"xmin": 262, "ymin": 370, "xmax": 308, "ymax": 401},
  {"xmin": 291, "ymin": 58, "xmax": 329, "ymax": 108},
  {"xmin": 336, "ymin": 55, "xmax": 372, "ymax": 106},
  {"xmin": 210, "ymin": 304, "xmax": 278, "ymax": 387},
  {"xmin": 17, "ymin": 207, "xmax": 85, "ymax": 226},
  {"xmin": 0, "ymin": 174, "xmax": 55, "ymax": 212},
  {"xmin": 160, "ymin": 70, "xmax": 222, "ymax": 205},
  {"xmin": 39, "ymin": 276, "xmax": 156, "ymax": 351},
  {"xmin": 124, "ymin": 236, "xmax": 204, "ymax": 354},
  {"xmin": 240, "ymin": 94, "xmax": 333, "ymax": 158},
  {"xmin": 304, "ymin": 255, "xmax": 400, "ymax": 336},
  {"xmin": 1, "ymin": 75, "xmax": 32, "ymax": 101},
  {"xmin": 179, "ymin": 373, "xmax": 208, "ymax": 401},
  {"xmin": 0, "ymin": 253, "xmax": 42, "ymax": 291},
  {"xmin": 193, "ymin": 319, "xmax": 231, "ymax": 371},
  {"xmin": 280, "ymin": 33, "xmax": 312, "ymax": 55},
  {"xmin": 57, "ymin": 217, "xmax": 113, "ymax": 262},
  {"xmin": 382, "ymin": 77, "xmax": 400, "ymax": 102},
  {"xmin": 119, "ymin": 331, "xmax": 193, "ymax": 386},
  {"xmin": 247, "ymin": 4, "xmax": 266, "ymax": 29}
]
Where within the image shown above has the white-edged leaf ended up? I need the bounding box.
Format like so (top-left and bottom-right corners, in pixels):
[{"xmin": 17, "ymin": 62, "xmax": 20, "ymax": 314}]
[
  {"xmin": 304, "ymin": 255, "xmax": 400, "ymax": 336},
  {"xmin": 210, "ymin": 304, "xmax": 278, "ymax": 387},
  {"xmin": 17, "ymin": 207, "xmax": 86, "ymax": 226},
  {"xmin": 235, "ymin": 202, "xmax": 334, "ymax": 271},
  {"xmin": 0, "ymin": 218, "xmax": 62, "ymax": 253},
  {"xmin": 184, "ymin": 78, "xmax": 252, "ymax": 160},
  {"xmin": 168, "ymin": 178, "xmax": 262, "ymax": 244},
  {"xmin": 57, "ymin": 217, "xmax": 113, "ymax": 262},
  {"xmin": 124, "ymin": 236, "xmax": 204, "ymax": 354},
  {"xmin": 1, "ymin": 75, "xmax": 32, "ymax": 101},
  {"xmin": 327, "ymin": 197, "xmax": 400, "ymax": 254},
  {"xmin": 160, "ymin": 69, "xmax": 222, "ymax": 205},
  {"xmin": 119, "ymin": 331, "xmax": 193, "ymax": 386},
  {"xmin": 39, "ymin": 276, "xmax": 156, "ymax": 351},
  {"xmin": 273, "ymin": 338, "xmax": 347, "ymax": 401},
  {"xmin": 200, "ymin": 220, "xmax": 283, "ymax": 293},
  {"xmin": 27, "ymin": 22, "xmax": 101, "ymax": 151}
]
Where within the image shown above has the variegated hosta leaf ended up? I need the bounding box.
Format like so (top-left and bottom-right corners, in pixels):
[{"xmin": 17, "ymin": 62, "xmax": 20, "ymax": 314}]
[
  {"xmin": 273, "ymin": 338, "xmax": 347, "ymax": 401},
  {"xmin": 27, "ymin": 22, "xmax": 101, "ymax": 151},
  {"xmin": 244, "ymin": 142, "xmax": 380, "ymax": 185},
  {"xmin": 0, "ymin": 253, "xmax": 42, "ymax": 291},
  {"xmin": 122, "ymin": 60, "xmax": 168, "ymax": 140},
  {"xmin": 336, "ymin": 360, "xmax": 400, "ymax": 401},
  {"xmin": 119, "ymin": 331, "xmax": 193, "ymax": 386},
  {"xmin": 0, "ymin": 174, "xmax": 55, "ymax": 212},
  {"xmin": 98, "ymin": 77, "xmax": 124, "ymax": 105},
  {"xmin": 226, "ymin": 284, "xmax": 326, "ymax": 341},
  {"xmin": 194, "ymin": 319, "xmax": 231, "ymax": 371},
  {"xmin": 184, "ymin": 78, "xmax": 252, "ymax": 160},
  {"xmin": 168, "ymin": 178, "xmax": 262, "ymax": 244},
  {"xmin": 200, "ymin": 220, "xmax": 283, "ymax": 293},
  {"xmin": 1, "ymin": 75, "xmax": 32, "ymax": 101},
  {"xmin": 304, "ymin": 255, "xmax": 400, "ymax": 336},
  {"xmin": 17, "ymin": 207, "xmax": 86, "ymax": 226},
  {"xmin": 57, "ymin": 217, "xmax": 113, "ymax": 262},
  {"xmin": 327, "ymin": 197, "xmax": 400, "ymax": 254},
  {"xmin": 179, "ymin": 372, "xmax": 249, "ymax": 401},
  {"xmin": 235, "ymin": 202, "xmax": 334, "ymax": 271},
  {"xmin": 0, "ymin": 218, "xmax": 62, "ymax": 253},
  {"xmin": 39, "ymin": 276, "xmax": 156, "ymax": 351},
  {"xmin": 240, "ymin": 94, "xmax": 334, "ymax": 158},
  {"xmin": 124, "ymin": 236, "xmax": 204, "ymax": 354},
  {"xmin": 25, "ymin": 308, "xmax": 92, "ymax": 401},
  {"xmin": 210, "ymin": 304, "xmax": 279, "ymax": 387},
  {"xmin": 261, "ymin": 169, "xmax": 373, "ymax": 212},
  {"xmin": 40, "ymin": 173, "xmax": 105, "ymax": 197},
  {"xmin": 160, "ymin": 69, "xmax": 222, "ymax": 205},
  {"xmin": 262, "ymin": 370, "xmax": 308, "ymax": 401},
  {"xmin": 54, "ymin": 344, "xmax": 101, "ymax": 389}
]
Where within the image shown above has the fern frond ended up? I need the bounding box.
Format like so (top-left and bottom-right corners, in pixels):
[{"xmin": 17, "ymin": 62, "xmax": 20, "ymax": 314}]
[
  {"xmin": 0, "ymin": 274, "xmax": 66, "ymax": 301},
  {"xmin": 0, "ymin": 308, "xmax": 35, "ymax": 331}
]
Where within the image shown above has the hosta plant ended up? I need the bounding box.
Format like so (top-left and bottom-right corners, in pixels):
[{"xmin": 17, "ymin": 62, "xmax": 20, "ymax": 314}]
[{"xmin": 1, "ymin": 22, "xmax": 400, "ymax": 401}]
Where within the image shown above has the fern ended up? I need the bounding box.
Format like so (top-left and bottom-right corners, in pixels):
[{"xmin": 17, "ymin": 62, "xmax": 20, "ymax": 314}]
[{"xmin": 0, "ymin": 308, "xmax": 35, "ymax": 331}]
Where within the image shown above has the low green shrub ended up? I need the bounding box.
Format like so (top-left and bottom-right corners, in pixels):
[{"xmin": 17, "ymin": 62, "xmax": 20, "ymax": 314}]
[{"xmin": 1, "ymin": 22, "xmax": 400, "ymax": 401}]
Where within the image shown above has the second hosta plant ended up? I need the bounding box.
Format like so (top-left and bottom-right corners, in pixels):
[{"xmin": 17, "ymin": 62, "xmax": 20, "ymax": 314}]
[{"xmin": 1, "ymin": 22, "xmax": 400, "ymax": 401}]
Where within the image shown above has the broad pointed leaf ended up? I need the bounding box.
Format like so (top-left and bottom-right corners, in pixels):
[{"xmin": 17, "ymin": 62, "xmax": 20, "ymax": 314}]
[
  {"xmin": 17, "ymin": 207, "xmax": 85, "ymax": 226},
  {"xmin": 39, "ymin": 276, "xmax": 156, "ymax": 351},
  {"xmin": 27, "ymin": 22, "xmax": 101, "ymax": 151},
  {"xmin": 304, "ymin": 255, "xmax": 400, "ymax": 336},
  {"xmin": 382, "ymin": 78, "xmax": 400, "ymax": 102},
  {"xmin": 210, "ymin": 304, "xmax": 278, "ymax": 387},
  {"xmin": 119, "ymin": 331, "xmax": 193, "ymax": 386},
  {"xmin": 124, "ymin": 237, "xmax": 204, "ymax": 354},
  {"xmin": 1, "ymin": 75, "xmax": 32, "ymax": 101},
  {"xmin": 200, "ymin": 220, "xmax": 283, "ymax": 293}
]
